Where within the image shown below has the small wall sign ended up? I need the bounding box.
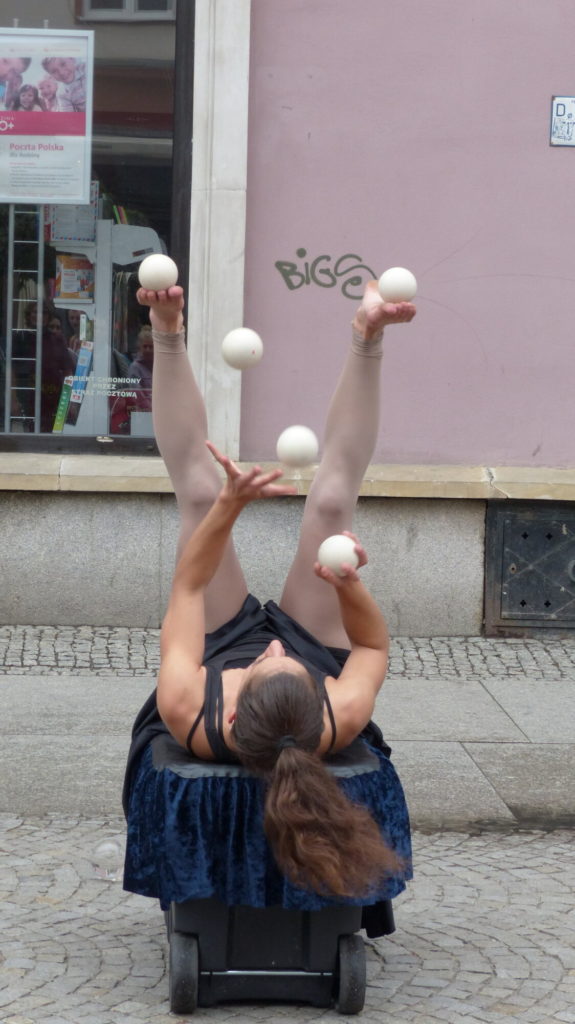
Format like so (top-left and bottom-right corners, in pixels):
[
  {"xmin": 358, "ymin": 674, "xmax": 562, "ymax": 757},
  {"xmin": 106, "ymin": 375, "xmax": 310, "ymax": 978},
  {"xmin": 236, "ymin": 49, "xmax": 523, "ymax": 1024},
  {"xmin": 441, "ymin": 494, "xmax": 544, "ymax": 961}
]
[{"xmin": 551, "ymin": 96, "xmax": 575, "ymax": 146}]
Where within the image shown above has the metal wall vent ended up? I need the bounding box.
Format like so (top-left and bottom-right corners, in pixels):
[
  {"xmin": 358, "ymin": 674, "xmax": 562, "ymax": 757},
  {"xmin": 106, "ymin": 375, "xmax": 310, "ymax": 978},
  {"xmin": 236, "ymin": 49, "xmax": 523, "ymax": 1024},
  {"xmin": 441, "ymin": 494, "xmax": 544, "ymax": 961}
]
[{"xmin": 485, "ymin": 501, "xmax": 575, "ymax": 636}]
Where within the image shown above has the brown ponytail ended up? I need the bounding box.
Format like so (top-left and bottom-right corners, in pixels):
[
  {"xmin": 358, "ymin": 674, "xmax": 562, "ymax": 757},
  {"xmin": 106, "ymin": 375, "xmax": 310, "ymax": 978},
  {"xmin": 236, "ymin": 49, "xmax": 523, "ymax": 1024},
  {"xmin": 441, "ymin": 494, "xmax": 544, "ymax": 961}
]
[{"xmin": 233, "ymin": 671, "xmax": 400, "ymax": 899}]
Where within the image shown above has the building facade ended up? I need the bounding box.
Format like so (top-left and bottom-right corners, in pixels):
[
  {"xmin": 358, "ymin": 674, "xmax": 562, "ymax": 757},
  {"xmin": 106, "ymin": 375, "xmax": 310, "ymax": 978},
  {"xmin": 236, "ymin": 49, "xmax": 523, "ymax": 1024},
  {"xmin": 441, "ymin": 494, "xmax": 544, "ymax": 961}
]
[{"xmin": 1, "ymin": 0, "xmax": 574, "ymax": 635}]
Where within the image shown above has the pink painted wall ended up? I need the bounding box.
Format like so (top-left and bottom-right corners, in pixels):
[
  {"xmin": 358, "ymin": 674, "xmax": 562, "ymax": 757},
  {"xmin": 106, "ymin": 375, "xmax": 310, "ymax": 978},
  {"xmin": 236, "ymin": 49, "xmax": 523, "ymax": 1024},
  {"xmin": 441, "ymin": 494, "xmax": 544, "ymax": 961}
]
[{"xmin": 241, "ymin": 0, "xmax": 575, "ymax": 466}]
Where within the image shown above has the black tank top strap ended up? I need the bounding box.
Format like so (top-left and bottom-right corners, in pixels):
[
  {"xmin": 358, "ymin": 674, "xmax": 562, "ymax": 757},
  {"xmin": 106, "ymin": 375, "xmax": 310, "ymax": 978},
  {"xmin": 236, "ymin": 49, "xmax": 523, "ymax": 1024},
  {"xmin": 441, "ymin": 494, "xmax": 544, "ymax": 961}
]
[
  {"xmin": 186, "ymin": 665, "xmax": 233, "ymax": 760},
  {"xmin": 203, "ymin": 664, "xmax": 233, "ymax": 760},
  {"xmin": 185, "ymin": 705, "xmax": 205, "ymax": 752},
  {"xmin": 322, "ymin": 686, "xmax": 337, "ymax": 752}
]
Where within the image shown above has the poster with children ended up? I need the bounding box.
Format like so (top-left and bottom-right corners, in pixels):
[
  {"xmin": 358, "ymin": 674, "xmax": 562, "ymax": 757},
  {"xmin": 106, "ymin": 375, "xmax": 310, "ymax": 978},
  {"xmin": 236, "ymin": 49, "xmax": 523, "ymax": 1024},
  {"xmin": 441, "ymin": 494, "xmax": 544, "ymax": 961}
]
[{"xmin": 0, "ymin": 27, "xmax": 93, "ymax": 203}]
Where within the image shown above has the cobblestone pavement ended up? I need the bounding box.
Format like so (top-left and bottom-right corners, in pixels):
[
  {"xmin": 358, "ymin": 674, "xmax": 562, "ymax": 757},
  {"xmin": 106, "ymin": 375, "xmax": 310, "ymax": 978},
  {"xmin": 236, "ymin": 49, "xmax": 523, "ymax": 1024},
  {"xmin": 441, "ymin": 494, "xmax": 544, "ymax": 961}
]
[
  {"xmin": 1, "ymin": 817, "xmax": 574, "ymax": 1024},
  {"xmin": 1, "ymin": 625, "xmax": 575, "ymax": 679}
]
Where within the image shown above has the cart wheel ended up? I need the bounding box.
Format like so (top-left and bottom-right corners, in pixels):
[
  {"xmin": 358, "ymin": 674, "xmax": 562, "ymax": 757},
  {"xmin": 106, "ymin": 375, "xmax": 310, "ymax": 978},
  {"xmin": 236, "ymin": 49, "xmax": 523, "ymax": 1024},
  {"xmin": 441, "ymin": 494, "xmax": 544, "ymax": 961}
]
[
  {"xmin": 169, "ymin": 931, "xmax": 199, "ymax": 1015},
  {"xmin": 334, "ymin": 934, "xmax": 366, "ymax": 1015}
]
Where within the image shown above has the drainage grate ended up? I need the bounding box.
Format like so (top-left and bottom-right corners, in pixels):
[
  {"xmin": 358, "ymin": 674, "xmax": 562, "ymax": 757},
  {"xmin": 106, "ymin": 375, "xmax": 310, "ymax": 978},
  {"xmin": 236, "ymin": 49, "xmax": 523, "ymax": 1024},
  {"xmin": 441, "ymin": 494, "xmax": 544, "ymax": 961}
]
[{"xmin": 484, "ymin": 501, "xmax": 575, "ymax": 636}]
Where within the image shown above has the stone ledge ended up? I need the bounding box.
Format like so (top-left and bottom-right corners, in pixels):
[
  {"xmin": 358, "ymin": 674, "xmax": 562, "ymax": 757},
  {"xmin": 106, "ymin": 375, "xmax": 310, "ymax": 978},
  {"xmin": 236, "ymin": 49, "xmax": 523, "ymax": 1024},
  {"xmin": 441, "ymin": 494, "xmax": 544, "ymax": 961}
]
[{"xmin": 0, "ymin": 452, "xmax": 574, "ymax": 499}]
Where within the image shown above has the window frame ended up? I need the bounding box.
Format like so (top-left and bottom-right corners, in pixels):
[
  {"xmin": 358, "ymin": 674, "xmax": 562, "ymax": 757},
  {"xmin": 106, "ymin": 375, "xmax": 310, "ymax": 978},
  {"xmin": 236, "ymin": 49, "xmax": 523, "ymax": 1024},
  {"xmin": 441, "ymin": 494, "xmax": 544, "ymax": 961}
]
[{"xmin": 77, "ymin": 0, "xmax": 176, "ymax": 22}]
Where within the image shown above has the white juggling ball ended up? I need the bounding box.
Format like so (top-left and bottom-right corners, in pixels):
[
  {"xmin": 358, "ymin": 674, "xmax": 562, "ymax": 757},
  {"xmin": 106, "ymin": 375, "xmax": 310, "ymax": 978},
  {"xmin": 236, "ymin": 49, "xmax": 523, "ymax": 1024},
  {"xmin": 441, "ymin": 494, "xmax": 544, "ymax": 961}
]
[
  {"xmin": 138, "ymin": 253, "xmax": 179, "ymax": 291},
  {"xmin": 276, "ymin": 425, "xmax": 319, "ymax": 467},
  {"xmin": 221, "ymin": 327, "xmax": 264, "ymax": 370},
  {"xmin": 317, "ymin": 534, "xmax": 359, "ymax": 577},
  {"xmin": 377, "ymin": 266, "xmax": 417, "ymax": 303}
]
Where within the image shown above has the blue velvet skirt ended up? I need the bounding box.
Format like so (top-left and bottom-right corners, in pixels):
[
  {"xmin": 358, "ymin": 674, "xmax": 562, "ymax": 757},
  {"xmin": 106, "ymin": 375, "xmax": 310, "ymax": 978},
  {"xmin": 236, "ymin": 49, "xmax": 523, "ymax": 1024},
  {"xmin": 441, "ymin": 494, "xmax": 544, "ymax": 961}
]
[{"xmin": 123, "ymin": 734, "xmax": 413, "ymax": 913}]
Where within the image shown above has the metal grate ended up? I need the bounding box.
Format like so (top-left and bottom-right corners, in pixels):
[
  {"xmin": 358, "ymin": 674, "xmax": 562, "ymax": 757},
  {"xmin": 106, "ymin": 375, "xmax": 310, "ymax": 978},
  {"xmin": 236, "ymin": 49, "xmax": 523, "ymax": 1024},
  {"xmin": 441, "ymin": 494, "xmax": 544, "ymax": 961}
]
[{"xmin": 484, "ymin": 501, "xmax": 575, "ymax": 636}]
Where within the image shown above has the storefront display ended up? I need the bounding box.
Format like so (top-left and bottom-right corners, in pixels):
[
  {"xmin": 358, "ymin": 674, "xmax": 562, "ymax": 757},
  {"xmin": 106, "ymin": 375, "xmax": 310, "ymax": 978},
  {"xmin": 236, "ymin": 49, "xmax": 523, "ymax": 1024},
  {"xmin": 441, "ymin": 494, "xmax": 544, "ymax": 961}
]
[{"xmin": 0, "ymin": 4, "xmax": 176, "ymax": 445}]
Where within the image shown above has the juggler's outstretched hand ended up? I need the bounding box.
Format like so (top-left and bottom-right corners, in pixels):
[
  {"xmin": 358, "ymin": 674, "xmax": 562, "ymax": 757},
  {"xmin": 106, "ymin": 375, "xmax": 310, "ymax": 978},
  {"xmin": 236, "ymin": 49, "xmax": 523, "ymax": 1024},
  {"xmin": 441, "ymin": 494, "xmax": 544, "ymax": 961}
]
[
  {"xmin": 136, "ymin": 285, "xmax": 184, "ymax": 334},
  {"xmin": 353, "ymin": 280, "xmax": 416, "ymax": 340},
  {"xmin": 206, "ymin": 441, "xmax": 297, "ymax": 503}
]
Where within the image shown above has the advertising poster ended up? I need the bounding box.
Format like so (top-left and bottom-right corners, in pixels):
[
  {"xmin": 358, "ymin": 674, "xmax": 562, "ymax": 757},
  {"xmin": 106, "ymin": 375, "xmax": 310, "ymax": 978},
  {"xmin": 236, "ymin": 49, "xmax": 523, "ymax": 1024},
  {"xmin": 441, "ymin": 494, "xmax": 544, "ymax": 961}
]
[
  {"xmin": 0, "ymin": 27, "xmax": 93, "ymax": 203},
  {"xmin": 55, "ymin": 253, "xmax": 95, "ymax": 301}
]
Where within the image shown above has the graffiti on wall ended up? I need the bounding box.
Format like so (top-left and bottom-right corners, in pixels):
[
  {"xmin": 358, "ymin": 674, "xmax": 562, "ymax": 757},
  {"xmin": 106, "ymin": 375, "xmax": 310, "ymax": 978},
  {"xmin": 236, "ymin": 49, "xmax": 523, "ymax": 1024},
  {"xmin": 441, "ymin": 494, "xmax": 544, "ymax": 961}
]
[{"xmin": 275, "ymin": 249, "xmax": 376, "ymax": 299}]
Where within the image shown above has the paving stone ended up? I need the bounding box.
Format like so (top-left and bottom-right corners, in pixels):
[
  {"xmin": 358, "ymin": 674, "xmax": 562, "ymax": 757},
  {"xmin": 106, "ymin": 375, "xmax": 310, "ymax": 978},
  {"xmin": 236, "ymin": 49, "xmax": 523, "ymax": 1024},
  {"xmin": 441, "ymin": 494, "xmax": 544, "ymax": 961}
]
[
  {"xmin": 2, "ymin": 820, "xmax": 573, "ymax": 1024},
  {"xmin": 0, "ymin": 626, "xmax": 574, "ymax": 680}
]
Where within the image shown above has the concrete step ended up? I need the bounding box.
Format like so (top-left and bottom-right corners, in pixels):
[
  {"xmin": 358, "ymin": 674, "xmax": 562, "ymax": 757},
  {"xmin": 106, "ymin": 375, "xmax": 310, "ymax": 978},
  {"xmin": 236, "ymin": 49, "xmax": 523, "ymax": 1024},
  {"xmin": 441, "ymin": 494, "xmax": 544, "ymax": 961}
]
[{"xmin": 1, "ymin": 673, "xmax": 574, "ymax": 827}]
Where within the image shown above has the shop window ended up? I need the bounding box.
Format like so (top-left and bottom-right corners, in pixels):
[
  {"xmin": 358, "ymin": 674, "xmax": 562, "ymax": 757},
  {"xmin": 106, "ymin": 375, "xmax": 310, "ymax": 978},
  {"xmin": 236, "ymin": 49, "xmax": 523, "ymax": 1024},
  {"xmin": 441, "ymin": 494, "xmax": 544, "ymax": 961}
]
[
  {"xmin": 77, "ymin": 0, "xmax": 175, "ymax": 21},
  {"xmin": 0, "ymin": 10, "xmax": 178, "ymax": 451},
  {"xmin": 2, "ymin": 200, "xmax": 163, "ymax": 439}
]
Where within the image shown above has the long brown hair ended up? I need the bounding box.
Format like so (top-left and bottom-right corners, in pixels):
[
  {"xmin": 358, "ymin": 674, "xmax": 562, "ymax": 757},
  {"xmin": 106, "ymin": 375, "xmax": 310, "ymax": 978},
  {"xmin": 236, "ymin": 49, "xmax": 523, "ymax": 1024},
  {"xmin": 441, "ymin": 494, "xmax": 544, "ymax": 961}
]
[{"xmin": 233, "ymin": 670, "xmax": 401, "ymax": 898}]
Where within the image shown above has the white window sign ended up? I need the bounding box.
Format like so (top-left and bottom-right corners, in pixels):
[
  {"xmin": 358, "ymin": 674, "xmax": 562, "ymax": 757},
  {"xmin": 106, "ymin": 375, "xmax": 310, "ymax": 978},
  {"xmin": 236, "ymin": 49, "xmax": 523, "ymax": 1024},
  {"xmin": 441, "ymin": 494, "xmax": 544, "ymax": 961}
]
[
  {"xmin": 0, "ymin": 27, "xmax": 94, "ymax": 203},
  {"xmin": 550, "ymin": 96, "xmax": 575, "ymax": 147}
]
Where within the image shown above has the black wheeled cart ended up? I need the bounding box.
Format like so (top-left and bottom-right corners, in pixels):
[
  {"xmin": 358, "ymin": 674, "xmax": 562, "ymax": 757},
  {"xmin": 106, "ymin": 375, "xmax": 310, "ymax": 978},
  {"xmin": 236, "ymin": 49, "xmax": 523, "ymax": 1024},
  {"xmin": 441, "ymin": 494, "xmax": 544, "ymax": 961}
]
[
  {"xmin": 142, "ymin": 734, "xmax": 400, "ymax": 1016},
  {"xmin": 166, "ymin": 897, "xmax": 376, "ymax": 1015}
]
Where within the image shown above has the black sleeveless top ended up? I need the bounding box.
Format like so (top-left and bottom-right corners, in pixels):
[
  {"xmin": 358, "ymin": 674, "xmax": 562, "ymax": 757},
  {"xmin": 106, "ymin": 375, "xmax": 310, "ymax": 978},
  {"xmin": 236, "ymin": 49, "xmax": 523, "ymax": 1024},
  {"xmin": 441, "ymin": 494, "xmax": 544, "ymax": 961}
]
[
  {"xmin": 123, "ymin": 595, "xmax": 351, "ymax": 813},
  {"xmin": 185, "ymin": 640, "xmax": 338, "ymax": 761}
]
